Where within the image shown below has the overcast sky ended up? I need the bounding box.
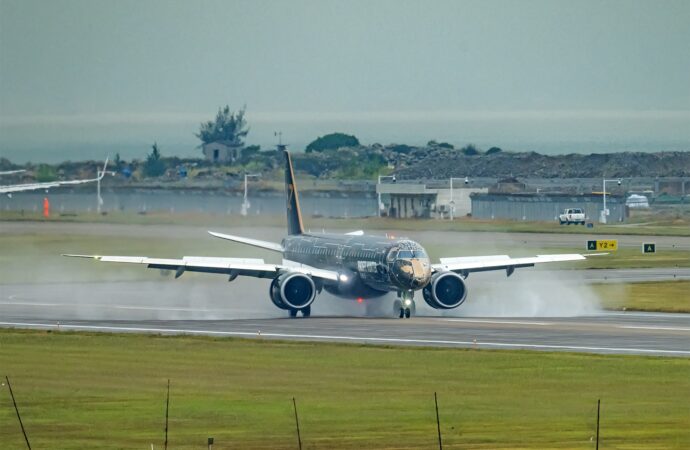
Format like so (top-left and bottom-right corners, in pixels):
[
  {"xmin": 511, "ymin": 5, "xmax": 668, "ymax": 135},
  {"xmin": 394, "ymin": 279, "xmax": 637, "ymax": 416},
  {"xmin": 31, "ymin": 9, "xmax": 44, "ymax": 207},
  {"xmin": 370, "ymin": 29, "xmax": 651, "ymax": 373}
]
[{"xmin": 1, "ymin": 0, "xmax": 689, "ymax": 161}]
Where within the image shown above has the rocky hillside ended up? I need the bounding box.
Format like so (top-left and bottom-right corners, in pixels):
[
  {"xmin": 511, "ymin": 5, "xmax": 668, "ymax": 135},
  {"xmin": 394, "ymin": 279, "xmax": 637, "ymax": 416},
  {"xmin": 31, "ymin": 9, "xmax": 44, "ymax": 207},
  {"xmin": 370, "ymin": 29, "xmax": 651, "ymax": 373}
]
[{"xmin": 393, "ymin": 149, "xmax": 690, "ymax": 179}]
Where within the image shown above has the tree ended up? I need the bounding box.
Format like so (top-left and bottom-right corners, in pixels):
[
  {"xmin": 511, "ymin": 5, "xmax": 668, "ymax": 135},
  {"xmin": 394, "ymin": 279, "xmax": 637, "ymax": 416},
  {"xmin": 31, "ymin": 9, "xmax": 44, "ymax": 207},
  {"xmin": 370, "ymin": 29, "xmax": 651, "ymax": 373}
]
[
  {"xmin": 460, "ymin": 144, "xmax": 481, "ymax": 156},
  {"xmin": 306, "ymin": 133, "xmax": 360, "ymax": 153},
  {"xmin": 486, "ymin": 146, "xmax": 503, "ymax": 155},
  {"xmin": 143, "ymin": 142, "xmax": 166, "ymax": 177},
  {"xmin": 196, "ymin": 105, "xmax": 249, "ymax": 146}
]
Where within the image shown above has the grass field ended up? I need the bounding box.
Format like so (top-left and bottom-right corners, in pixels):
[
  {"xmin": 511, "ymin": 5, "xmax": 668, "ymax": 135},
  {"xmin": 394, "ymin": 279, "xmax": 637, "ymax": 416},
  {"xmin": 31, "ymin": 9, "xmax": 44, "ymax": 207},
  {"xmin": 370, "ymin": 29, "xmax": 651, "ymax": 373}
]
[
  {"xmin": 1, "ymin": 330, "xmax": 689, "ymax": 449},
  {"xmin": 2, "ymin": 210, "xmax": 690, "ymax": 236},
  {"xmin": 2, "ymin": 226, "xmax": 689, "ymax": 285},
  {"xmin": 595, "ymin": 280, "xmax": 690, "ymax": 313}
]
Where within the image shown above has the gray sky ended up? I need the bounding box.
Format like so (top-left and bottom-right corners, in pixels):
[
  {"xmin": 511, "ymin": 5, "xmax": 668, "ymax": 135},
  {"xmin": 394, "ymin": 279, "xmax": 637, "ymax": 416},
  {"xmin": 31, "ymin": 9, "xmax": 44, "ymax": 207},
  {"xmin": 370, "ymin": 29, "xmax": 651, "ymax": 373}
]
[{"xmin": 1, "ymin": 0, "xmax": 689, "ymax": 161}]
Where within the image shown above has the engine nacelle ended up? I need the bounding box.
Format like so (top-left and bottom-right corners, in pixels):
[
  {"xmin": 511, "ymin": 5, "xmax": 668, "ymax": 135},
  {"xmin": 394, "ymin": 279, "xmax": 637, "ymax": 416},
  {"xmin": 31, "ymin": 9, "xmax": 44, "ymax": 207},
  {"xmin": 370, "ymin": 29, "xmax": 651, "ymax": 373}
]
[
  {"xmin": 270, "ymin": 272, "xmax": 316, "ymax": 310},
  {"xmin": 422, "ymin": 271, "xmax": 467, "ymax": 309}
]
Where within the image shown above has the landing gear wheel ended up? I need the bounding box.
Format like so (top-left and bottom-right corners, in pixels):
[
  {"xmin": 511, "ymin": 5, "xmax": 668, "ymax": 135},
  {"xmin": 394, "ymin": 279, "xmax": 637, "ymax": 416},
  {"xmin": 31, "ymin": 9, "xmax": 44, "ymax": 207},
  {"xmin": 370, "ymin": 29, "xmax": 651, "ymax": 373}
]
[
  {"xmin": 393, "ymin": 299, "xmax": 403, "ymax": 318},
  {"xmin": 289, "ymin": 308, "xmax": 298, "ymax": 318},
  {"xmin": 404, "ymin": 307, "xmax": 411, "ymax": 319},
  {"xmin": 301, "ymin": 305, "xmax": 311, "ymax": 318}
]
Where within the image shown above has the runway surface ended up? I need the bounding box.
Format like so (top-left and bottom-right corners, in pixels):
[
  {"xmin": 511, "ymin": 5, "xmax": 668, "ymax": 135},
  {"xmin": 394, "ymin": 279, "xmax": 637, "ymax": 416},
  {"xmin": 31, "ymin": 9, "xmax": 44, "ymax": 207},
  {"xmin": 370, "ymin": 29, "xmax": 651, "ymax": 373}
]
[
  {"xmin": 2, "ymin": 313, "xmax": 689, "ymax": 357},
  {"xmin": 2, "ymin": 221, "xmax": 688, "ymax": 357},
  {"xmin": 1, "ymin": 275, "xmax": 688, "ymax": 357}
]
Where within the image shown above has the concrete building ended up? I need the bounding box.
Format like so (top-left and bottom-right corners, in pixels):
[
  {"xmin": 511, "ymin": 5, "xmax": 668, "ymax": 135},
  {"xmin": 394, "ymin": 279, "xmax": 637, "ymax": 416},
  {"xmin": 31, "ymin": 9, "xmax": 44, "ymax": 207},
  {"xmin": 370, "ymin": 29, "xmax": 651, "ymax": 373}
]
[
  {"xmin": 202, "ymin": 141, "xmax": 243, "ymax": 164},
  {"xmin": 470, "ymin": 193, "xmax": 627, "ymax": 223},
  {"xmin": 376, "ymin": 182, "xmax": 488, "ymax": 218}
]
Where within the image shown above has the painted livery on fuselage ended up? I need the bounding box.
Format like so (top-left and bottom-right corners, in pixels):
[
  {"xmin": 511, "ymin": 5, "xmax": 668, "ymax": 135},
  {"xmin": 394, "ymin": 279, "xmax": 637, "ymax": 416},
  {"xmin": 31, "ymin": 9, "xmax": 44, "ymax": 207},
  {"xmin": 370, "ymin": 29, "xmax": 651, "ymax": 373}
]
[{"xmin": 283, "ymin": 233, "xmax": 431, "ymax": 298}]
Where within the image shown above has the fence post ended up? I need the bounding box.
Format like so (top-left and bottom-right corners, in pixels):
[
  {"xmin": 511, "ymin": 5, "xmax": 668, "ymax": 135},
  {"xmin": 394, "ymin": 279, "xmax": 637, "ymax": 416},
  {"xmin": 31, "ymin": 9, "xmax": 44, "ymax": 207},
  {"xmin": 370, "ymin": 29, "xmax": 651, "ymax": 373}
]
[
  {"xmin": 164, "ymin": 379, "xmax": 170, "ymax": 450},
  {"xmin": 434, "ymin": 392, "xmax": 443, "ymax": 450},
  {"xmin": 292, "ymin": 397, "xmax": 302, "ymax": 450},
  {"xmin": 5, "ymin": 376, "xmax": 32, "ymax": 449},
  {"xmin": 597, "ymin": 399, "xmax": 601, "ymax": 450}
]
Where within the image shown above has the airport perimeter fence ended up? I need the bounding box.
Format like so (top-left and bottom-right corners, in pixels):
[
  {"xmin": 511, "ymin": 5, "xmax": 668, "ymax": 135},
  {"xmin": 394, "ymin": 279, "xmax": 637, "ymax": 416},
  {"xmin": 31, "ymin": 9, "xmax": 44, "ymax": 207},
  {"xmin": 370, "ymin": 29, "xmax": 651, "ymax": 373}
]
[{"xmin": 3, "ymin": 377, "xmax": 609, "ymax": 449}]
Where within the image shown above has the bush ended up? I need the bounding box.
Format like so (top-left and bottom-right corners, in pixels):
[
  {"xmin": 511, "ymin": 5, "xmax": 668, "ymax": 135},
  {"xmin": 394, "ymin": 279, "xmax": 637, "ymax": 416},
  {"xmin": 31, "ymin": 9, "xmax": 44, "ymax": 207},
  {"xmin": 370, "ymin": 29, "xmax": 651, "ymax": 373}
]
[
  {"xmin": 306, "ymin": 133, "xmax": 360, "ymax": 153},
  {"xmin": 486, "ymin": 146, "xmax": 503, "ymax": 155},
  {"xmin": 36, "ymin": 164, "xmax": 57, "ymax": 182},
  {"xmin": 143, "ymin": 143, "xmax": 166, "ymax": 177},
  {"xmin": 460, "ymin": 144, "xmax": 481, "ymax": 156}
]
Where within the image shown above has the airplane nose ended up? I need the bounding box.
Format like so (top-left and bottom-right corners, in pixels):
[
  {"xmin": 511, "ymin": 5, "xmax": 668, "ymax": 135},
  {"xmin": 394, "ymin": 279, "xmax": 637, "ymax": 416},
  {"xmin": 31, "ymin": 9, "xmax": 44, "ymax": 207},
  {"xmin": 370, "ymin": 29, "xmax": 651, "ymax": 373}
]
[{"xmin": 393, "ymin": 258, "xmax": 431, "ymax": 289}]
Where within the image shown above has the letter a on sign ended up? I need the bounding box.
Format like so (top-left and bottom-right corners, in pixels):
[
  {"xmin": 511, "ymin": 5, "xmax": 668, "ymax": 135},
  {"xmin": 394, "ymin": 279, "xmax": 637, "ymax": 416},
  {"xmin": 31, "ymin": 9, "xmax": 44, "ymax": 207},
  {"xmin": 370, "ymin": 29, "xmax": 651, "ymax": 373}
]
[{"xmin": 643, "ymin": 243, "xmax": 656, "ymax": 254}]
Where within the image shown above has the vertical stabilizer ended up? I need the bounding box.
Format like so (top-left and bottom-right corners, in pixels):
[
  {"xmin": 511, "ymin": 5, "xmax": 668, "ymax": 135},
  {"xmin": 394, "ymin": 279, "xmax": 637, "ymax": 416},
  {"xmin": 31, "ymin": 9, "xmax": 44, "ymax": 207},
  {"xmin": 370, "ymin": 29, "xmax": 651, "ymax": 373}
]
[{"xmin": 284, "ymin": 150, "xmax": 304, "ymax": 235}]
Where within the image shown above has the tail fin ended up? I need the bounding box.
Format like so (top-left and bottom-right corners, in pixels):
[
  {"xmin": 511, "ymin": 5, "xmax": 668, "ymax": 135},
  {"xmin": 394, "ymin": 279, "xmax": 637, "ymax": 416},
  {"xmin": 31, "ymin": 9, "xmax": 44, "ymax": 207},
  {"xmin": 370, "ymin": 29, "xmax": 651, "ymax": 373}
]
[{"xmin": 284, "ymin": 150, "xmax": 304, "ymax": 235}]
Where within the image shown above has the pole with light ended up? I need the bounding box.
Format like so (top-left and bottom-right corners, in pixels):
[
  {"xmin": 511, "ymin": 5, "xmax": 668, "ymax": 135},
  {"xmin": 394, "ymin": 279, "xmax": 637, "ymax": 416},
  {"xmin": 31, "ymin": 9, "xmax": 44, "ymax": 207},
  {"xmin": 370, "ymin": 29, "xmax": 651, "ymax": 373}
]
[
  {"xmin": 377, "ymin": 175, "xmax": 396, "ymax": 217},
  {"xmin": 241, "ymin": 173, "xmax": 261, "ymax": 216},
  {"xmin": 449, "ymin": 176, "xmax": 469, "ymax": 220},
  {"xmin": 601, "ymin": 178, "xmax": 621, "ymax": 224}
]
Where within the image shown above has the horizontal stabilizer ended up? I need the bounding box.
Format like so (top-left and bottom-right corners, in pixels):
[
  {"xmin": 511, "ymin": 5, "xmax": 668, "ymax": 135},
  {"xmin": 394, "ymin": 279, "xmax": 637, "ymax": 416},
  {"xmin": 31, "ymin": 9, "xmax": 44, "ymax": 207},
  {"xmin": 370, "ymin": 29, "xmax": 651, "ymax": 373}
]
[{"xmin": 208, "ymin": 231, "xmax": 284, "ymax": 252}]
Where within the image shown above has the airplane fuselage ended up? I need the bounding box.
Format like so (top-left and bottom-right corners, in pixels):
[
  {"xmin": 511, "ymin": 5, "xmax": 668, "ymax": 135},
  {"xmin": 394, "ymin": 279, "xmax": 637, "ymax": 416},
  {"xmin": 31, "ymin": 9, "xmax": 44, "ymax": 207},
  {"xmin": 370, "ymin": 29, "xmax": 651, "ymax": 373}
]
[{"xmin": 282, "ymin": 233, "xmax": 432, "ymax": 299}]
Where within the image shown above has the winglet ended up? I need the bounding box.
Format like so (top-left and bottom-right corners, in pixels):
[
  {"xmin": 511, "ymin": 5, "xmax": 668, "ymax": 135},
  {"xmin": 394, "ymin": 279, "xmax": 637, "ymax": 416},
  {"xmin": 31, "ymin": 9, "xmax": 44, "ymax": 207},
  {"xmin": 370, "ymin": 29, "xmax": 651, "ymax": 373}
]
[
  {"xmin": 97, "ymin": 157, "xmax": 109, "ymax": 181},
  {"xmin": 62, "ymin": 254, "xmax": 102, "ymax": 260}
]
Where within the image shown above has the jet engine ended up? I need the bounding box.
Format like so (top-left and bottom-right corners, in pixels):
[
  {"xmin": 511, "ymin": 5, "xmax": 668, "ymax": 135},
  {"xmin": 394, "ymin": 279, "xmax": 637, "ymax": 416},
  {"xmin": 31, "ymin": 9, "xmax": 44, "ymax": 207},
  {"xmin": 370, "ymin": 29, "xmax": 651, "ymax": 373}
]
[
  {"xmin": 422, "ymin": 271, "xmax": 467, "ymax": 309},
  {"xmin": 269, "ymin": 272, "xmax": 316, "ymax": 310}
]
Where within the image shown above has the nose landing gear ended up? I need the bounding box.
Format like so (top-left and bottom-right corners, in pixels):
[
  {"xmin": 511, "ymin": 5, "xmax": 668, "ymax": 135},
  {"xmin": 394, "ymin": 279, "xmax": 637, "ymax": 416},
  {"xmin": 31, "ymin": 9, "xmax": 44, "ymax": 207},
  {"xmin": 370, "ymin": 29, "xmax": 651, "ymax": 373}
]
[{"xmin": 395, "ymin": 290, "xmax": 415, "ymax": 319}]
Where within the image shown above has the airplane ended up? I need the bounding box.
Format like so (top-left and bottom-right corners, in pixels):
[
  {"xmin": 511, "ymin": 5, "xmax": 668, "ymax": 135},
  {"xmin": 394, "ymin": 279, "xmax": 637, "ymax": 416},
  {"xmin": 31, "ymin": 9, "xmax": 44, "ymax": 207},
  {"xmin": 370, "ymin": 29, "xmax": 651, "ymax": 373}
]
[
  {"xmin": 64, "ymin": 151, "xmax": 600, "ymax": 319},
  {"xmin": 1, "ymin": 160, "xmax": 109, "ymax": 196}
]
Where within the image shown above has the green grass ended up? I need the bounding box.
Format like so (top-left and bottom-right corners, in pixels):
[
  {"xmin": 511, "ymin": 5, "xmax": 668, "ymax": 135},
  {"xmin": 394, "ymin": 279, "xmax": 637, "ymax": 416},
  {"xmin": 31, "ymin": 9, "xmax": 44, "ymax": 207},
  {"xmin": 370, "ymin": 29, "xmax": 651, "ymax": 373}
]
[
  {"xmin": 1, "ymin": 330, "xmax": 689, "ymax": 449},
  {"xmin": 2, "ymin": 210, "xmax": 690, "ymax": 236},
  {"xmin": 2, "ymin": 229, "xmax": 689, "ymax": 285},
  {"xmin": 595, "ymin": 280, "xmax": 690, "ymax": 313}
]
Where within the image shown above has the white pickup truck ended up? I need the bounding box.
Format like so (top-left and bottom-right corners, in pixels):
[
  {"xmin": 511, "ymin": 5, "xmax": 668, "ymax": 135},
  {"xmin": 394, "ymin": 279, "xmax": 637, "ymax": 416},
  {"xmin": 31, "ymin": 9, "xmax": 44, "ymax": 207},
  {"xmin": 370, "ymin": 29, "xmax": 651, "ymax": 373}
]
[{"xmin": 558, "ymin": 208, "xmax": 586, "ymax": 225}]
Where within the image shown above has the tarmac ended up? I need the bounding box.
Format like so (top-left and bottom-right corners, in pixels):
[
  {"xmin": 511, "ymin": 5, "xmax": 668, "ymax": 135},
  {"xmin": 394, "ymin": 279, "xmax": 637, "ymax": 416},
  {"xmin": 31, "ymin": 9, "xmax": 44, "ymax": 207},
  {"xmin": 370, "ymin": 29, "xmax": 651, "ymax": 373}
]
[{"xmin": 1, "ymin": 270, "xmax": 688, "ymax": 357}]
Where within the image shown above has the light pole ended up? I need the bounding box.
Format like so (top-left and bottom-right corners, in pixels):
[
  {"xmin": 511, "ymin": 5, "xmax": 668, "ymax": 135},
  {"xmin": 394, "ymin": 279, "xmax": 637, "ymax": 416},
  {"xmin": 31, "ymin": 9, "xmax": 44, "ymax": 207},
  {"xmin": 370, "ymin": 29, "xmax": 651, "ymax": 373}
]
[
  {"xmin": 377, "ymin": 175, "xmax": 396, "ymax": 217},
  {"xmin": 241, "ymin": 173, "xmax": 261, "ymax": 216},
  {"xmin": 449, "ymin": 176, "xmax": 469, "ymax": 220},
  {"xmin": 601, "ymin": 178, "xmax": 621, "ymax": 224}
]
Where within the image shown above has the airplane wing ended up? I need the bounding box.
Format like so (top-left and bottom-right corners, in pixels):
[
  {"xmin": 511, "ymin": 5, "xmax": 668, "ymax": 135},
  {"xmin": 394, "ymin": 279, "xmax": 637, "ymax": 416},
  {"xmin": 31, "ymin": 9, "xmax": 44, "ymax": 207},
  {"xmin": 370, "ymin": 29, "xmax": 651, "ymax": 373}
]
[
  {"xmin": 0, "ymin": 181, "xmax": 63, "ymax": 194},
  {"xmin": 208, "ymin": 231, "xmax": 284, "ymax": 252},
  {"xmin": 1, "ymin": 159, "xmax": 109, "ymax": 194},
  {"xmin": 432, "ymin": 253, "xmax": 599, "ymax": 276},
  {"xmin": 62, "ymin": 254, "xmax": 340, "ymax": 281}
]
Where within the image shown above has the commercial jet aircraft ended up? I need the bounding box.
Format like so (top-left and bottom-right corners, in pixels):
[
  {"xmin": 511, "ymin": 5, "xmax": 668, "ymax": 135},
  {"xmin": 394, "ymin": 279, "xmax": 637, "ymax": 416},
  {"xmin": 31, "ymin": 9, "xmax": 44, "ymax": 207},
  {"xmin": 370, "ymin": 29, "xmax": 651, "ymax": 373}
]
[
  {"xmin": 1, "ymin": 160, "xmax": 109, "ymax": 195},
  {"xmin": 65, "ymin": 152, "xmax": 598, "ymax": 318}
]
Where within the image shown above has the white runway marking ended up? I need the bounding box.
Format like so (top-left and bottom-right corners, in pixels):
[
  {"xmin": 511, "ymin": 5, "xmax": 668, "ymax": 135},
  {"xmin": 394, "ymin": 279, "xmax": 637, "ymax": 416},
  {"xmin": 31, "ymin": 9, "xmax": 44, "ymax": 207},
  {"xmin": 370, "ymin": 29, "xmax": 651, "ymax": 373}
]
[
  {"xmin": 603, "ymin": 312, "xmax": 689, "ymax": 318},
  {"xmin": 442, "ymin": 319, "xmax": 552, "ymax": 326},
  {"xmin": 0, "ymin": 302, "xmax": 235, "ymax": 313},
  {"xmin": 1, "ymin": 321, "xmax": 689, "ymax": 356},
  {"xmin": 619, "ymin": 325, "xmax": 690, "ymax": 332}
]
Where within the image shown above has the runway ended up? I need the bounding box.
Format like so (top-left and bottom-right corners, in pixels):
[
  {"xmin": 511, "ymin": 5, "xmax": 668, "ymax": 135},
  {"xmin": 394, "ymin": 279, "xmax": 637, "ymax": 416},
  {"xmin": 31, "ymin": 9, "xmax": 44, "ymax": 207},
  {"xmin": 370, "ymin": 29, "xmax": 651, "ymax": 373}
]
[
  {"xmin": 1, "ymin": 274, "xmax": 688, "ymax": 357},
  {"xmin": 1, "ymin": 313, "xmax": 689, "ymax": 357},
  {"xmin": 2, "ymin": 221, "xmax": 688, "ymax": 357}
]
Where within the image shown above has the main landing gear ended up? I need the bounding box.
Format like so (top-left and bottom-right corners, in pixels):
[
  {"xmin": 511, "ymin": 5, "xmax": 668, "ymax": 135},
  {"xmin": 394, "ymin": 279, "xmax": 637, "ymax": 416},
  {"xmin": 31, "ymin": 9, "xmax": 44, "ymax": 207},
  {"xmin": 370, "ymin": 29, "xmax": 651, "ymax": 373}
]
[
  {"xmin": 289, "ymin": 305, "xmax": 311, "ymax": 318},
  {"xmin": 394, "ymin": 290, "xmax": 415, "ymax": 319}
]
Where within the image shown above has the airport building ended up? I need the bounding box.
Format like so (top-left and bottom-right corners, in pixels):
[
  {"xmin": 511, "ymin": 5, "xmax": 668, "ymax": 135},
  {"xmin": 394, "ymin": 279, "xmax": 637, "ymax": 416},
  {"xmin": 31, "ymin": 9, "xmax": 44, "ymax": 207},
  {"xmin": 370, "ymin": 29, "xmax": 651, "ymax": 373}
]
[
  {"xmin": 376, "ymin": 182, "xmax": 488, "ymax": 218},
  {"xmin": 470, "ymin": 192, "xmax": 628, "ymax": 223}
]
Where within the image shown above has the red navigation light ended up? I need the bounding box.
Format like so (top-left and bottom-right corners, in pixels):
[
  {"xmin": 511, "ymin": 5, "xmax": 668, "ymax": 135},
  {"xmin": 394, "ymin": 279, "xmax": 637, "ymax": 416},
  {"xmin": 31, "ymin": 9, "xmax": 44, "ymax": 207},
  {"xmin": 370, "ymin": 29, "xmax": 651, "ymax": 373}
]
[{"xmin": 357, "ymin": 297, "xmax": 363, "ymax": 304}]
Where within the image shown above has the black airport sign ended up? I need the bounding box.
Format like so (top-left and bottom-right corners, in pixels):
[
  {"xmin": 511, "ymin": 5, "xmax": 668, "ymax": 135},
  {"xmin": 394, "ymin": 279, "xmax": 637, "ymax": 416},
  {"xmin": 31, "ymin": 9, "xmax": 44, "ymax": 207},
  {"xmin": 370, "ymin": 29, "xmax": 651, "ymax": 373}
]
[{"xmin": 642, "ymin": 243, "xmax": 656, "ymax": 254}]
